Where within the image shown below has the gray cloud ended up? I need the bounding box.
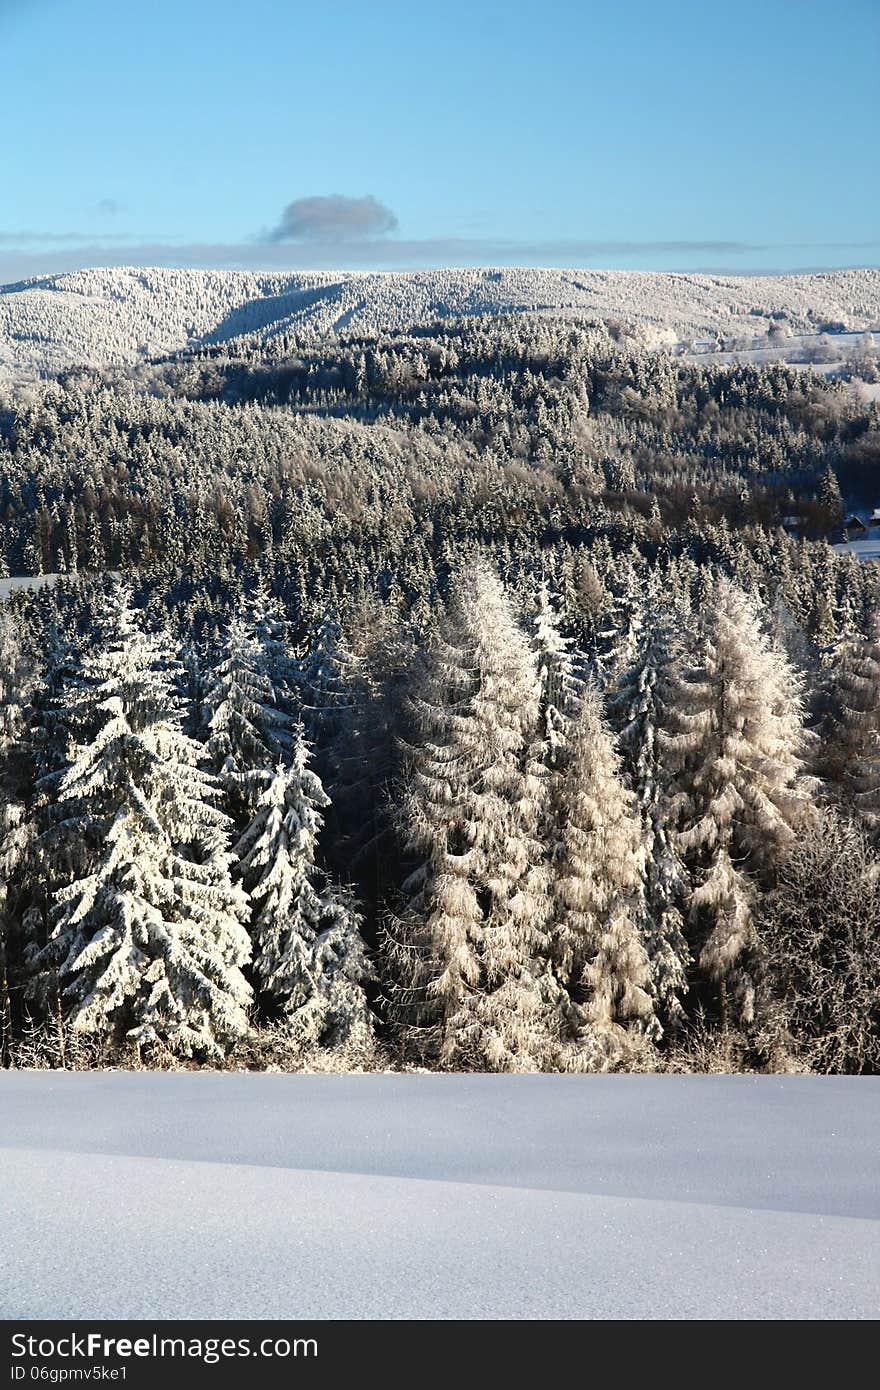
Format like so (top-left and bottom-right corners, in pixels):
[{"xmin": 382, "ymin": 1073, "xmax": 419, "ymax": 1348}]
[
  {"xmin": 96, "ymin": 199, "xmax": 125, "ymax": 217},
  {"xmin": 266, "ymin": 195, "xmax": 398, "ymax": 243}
]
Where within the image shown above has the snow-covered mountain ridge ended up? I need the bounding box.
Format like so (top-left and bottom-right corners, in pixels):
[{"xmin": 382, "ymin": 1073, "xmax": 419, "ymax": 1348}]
[{"xmin": 1, "ymin": 264, "xmax": 879, "ymax": 380}]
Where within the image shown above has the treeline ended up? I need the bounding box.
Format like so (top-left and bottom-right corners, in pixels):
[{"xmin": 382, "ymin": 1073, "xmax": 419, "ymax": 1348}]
[{"xmin": 0, "ymin": 560, "xmax": 878, "ymax": 1073}]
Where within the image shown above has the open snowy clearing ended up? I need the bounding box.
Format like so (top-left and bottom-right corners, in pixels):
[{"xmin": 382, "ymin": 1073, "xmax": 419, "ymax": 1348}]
[
  {"xmin": 1, "ymin": 1074, "xmax": 877, "ymax": 1320},
  {"xmin": 0, "ymin": 574, "xmax": 63, "ymax": 601}
]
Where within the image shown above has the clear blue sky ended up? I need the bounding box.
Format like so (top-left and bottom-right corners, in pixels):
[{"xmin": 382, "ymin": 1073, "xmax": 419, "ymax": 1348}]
[{"xmin": 1, "ymin": 0, "xmax": 877, "ymax": 280}]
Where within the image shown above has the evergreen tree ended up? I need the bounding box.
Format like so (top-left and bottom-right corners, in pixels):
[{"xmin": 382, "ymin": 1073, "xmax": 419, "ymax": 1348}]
[
  {"xmin": 762, "ymin": 809, "xmax": 880, "ymax": 1073},
  {"xmin": 0, "ymin": 614, "xmax": 35, "ymax": 1063},
  {"xmin": 551, "ymin": 682, "xmax": 657, "ymax": 1068},
  {"xmin": 818, "ymin": 464, "xmax": 843, "ymax": 529},
  {"xmin": 249, "ymin": 587, "xmax": 300, "ymax": 710},
  {"xmin": 295, "ymin": 613, "xmax": 346, "ymax": 749},
  {"xmin": 530, "ymin": 580, "xmax": 583, "ymax": 766},
  {"xmin": 822, "ymin": 618, "xmax": 880, "ymax": 827},
  {"xmin": 662, "ymin": 578, "xmax": 812, "ymax": 1026},
  {"xmin": 323, "ymin": 592, "xmax": 414, "ymax": 919},
  {"xmin": 203, "ymin": 611, "xmax": 293, "ymax": 827},
  {"xmin": 235, "ymin": 730, "xmax": 371, "ymax": 1049},
  {"xmin": 593, "ymin": 557, "xmax": 646, "ymax": 687},
  {"xmin": 28, "ymin": 585, "xmax": 252, "ymax": 1059},
  {"xmin": 385, "ymin": 561, "xmax": 558, "ymax": 1071},
  {"xmin": 608, "ymin": 610, "xmax": 690, "ymax": 1027}
]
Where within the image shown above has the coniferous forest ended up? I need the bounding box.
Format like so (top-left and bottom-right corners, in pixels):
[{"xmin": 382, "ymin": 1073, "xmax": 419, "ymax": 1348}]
[{"xmin": 1, "ymin": 314, "xmax": 879, "ymax": 1073}]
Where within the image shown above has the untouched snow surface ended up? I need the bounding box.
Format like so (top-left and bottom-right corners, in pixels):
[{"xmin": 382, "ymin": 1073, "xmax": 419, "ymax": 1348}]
[{"xmin": 1, "ymin": 1073, "xmax": 877, "ymax": 1320}]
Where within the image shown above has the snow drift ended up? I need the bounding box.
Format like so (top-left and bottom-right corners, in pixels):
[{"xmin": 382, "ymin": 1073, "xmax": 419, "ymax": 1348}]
[{"xmin": 1, "ymin": 1073, "xmax": 877, "ymax": 1319}]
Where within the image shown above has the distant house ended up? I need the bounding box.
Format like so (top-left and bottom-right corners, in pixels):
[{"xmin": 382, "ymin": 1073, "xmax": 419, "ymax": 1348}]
[{"xmin": 833, "ymin": 507, "xmax": 880, "ymax": 564}]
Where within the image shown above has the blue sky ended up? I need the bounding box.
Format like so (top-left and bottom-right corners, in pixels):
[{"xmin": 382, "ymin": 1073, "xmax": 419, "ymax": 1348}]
[{"xmin": 1, "ymin": 0, "xmax": 877, "ymax": 280}]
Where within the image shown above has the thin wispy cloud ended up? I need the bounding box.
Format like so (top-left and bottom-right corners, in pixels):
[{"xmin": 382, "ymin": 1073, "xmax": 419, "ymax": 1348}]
[
  {"xmin": 0, "ymin": 231, "xmax": 119, "ymax": 244},
  {"xmin": 1, "ymin": 234, "xmax": 878, "ymax": 285},
  {"xmin": 0, "ymin": 229, "xmax": 173, "ymax": 246}
]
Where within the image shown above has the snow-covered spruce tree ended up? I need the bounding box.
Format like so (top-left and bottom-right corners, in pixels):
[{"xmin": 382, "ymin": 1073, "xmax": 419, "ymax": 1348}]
[
  {"xmin": 0, "ymin": 613, "xmax": 36, "ymax": 1063},
  {"xmin": 592, "ymin": 556, "xmax": 646, "ymax": 689},
  {"xmin": 821, "ymin": 617, "xmax": 880, "ymax": 827},
  {"xmin": 29, "ymin": 584, "xmax": 252, "ymax": 1060},
  {"xmin": 249, "ymin": 587, "xmax": 300, "ymax": 710},
  {"xmin": 12, "ymin": 622, "xmax": 86, "ymax": 979},
  {"xmin": 661, "ymin": 577, "xmax": 813, "ymax": 1027},
  {"xmin": 322, "ymin": 592, "xmax": 415, "ymax": 918},
  {"xmin": 531, "ymin": 580, "xmax": 583, "ymax": 767},
  {"xmin": 294, "ymin": 613, "xmax": 346, "ymax": 750},
  {"xmin": 384, "ymin": 561, "xmax": 559, "ymax": 1072},
  {"xmin": 607, "ymin": 608, "xmax": 690, "ymax": 1029},
  {"xmin": 235, "ymin": 729, "xmax": 371, "ymax": 1050},
  {"xmin": 202, "ymin": 611, "xmax": 293, "ymax": 829},
  {"xmin": 818, "ymin": 464, "xmax": 844, "ymax": 530},
  {"xmin": 531, "ymin": 581, "xmax": 659, "ymax": 1059},
  {"xmin": 551, "ymin": 682, "xmax": 657, "ymax": 1068},
  {"xmin": 761, "ymin": 808, "xmax": 880, "ymax": 1073},
  {"xmin": 769, "ymin": 591, "xmax": 814, "ymax": 679}
]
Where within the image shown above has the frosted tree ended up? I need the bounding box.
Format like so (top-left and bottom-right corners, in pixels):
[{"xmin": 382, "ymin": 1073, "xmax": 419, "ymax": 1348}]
[
  {"xmin": 551, "ymin": 682, "xmax": 657, "ymax": 1068},
  {"xmin": 235, "ymin": 729, "xmax": 371, "ymax": 1049},
  {"xmin": 592, "ymin": 556, "xmax": 647, "ymax": 687},
  {"xmin": 822, "ymin": 618, "xmax": 880, "ymax": 827},
  {"xmin": 531, "ymin": 580, "xmax": 661, "ymax": 1056},
  {"xmin": 323, "ymin": 592, "xmax": 415, "ymax": 915},
  {"xmin": 608, "ymin": 609, "xmax": 690, "ymax": 1027},
  {"xmin": 11, "ymin": 623, "xmax": 85, "ymax": 976},
  {"xmin": 385, "ymin": 561, "xmax": 558, "ymax": 1071},
  {"xmin": 202, "ymin": 612, "xmax": 293, "ymax": 827},
  {"xmin": 29, "ymin": 585, "xmax": 252, "ymax": 1059},
  {"xmin": 531, "ymin": 580, "xmax": 583, "ymax": 766},
  {"xmin": 762, "ymin": 808, "xmax": 880, "ymax": 1073},
  {"xmin": 250, "ymin": 587, "xmax": 300, "ymax": 710},
  {"xmin": 818, "ymin": 464, "xmax": 843, "ymax": 529},
  {"xmin": 769, "ymin": 591, "xmax": 813, "ymax": 676},
  {"xmin": 662, "ymin": 578, "xmax": 813, "ymax": 1026},
  {"xmin": 306, "ymin": 880, "xmax": 373, "ymax": 1053},
  {"xmin": 0, "ymin": 614, "xmax": 36, "ymax": 1063},
  {"xmin": 295, "ymin": 613, "xmax": 346, "ymax": 748}
]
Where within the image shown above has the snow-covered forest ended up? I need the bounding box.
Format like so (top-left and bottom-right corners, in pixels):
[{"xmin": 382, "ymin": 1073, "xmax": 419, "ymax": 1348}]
[
  {"xmin": 2, "ymin": 264, "xmax": 879, "ymax": 379},
  {"xmin": 1, "ymin": 309, "xmax": 879, "ymax": 1073}
]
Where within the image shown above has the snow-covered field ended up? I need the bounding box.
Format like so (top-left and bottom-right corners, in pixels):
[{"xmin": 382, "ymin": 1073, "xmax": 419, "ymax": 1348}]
[
  {"xmin": 833, "ymin": 535, "xmax": 880, "ymax": 563},
  {"xmin": 0, "ymin": 574, "xmax": 62, "ymax": 601},
  {"xmin": 1, "ymin": 1074, "xmax": 877, "ymax": 1320},
  {"xmin": 681, "ymin": 328, "xmax": 877, "ymax": 374}
]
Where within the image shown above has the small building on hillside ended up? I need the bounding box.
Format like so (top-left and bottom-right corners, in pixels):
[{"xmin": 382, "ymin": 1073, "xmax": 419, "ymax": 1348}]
[{"xmin": 833, "ymin": 505, "xmax": 880, "ymax": 563}]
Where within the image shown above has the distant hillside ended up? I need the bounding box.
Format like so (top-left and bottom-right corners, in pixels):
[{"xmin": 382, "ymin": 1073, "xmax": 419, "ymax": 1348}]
[{"xmin": 1, "ymin": 264, "xmax": 879, "ymax": 380}]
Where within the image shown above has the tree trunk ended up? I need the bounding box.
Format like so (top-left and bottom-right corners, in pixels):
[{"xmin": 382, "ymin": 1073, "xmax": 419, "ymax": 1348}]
[
  {"xmin": 0, "ymin": 927, "xmax": 12, "ymax": 1068},
  {"xmin": 54, "ymin": 977, "xmax": 67, "ymax": 1069},
  {"xmin": 718, "ymin": 977, "xmax": 729, "ymax": 1034}
]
